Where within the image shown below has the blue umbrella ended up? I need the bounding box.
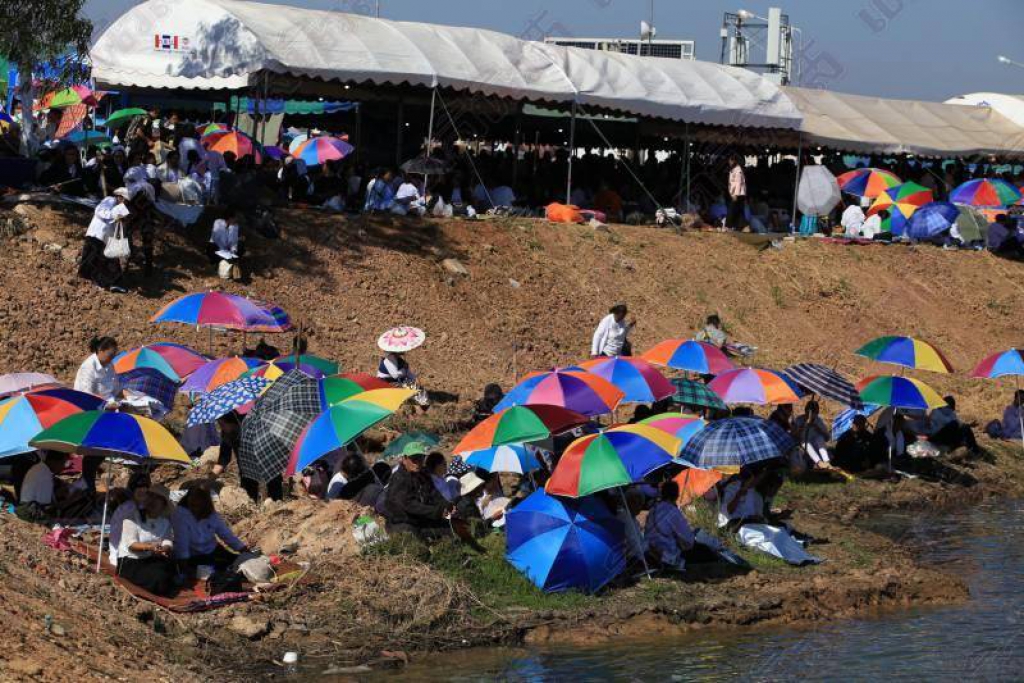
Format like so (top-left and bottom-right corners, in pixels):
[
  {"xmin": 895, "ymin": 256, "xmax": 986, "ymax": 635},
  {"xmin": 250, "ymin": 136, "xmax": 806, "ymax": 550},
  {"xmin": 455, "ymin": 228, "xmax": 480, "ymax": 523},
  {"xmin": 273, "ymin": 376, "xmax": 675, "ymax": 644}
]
[
  {"xmin": 907, "ymin": 202, "xmax": 959, "ymax": 242},
  {"xmin": 186, "ymin": 376, "xmax": 272, "ymax": 427},
  {"xmin": 506, "ymin": 490, "xmax": 626, "ymax": 594},
  {"xmin": 679, "ymin": 417, "xmax": 794, "ymax": 469},
  {"xmin": 783, "ymin": 363, "xmax": 859, "ymax": 406},
  {"xmin": 831, "ymin": 404, "xmax": 882, "ymax": 441},
  {"xmin": 465, "ymin": 444, "xmax": 543, "ymax": 474}
]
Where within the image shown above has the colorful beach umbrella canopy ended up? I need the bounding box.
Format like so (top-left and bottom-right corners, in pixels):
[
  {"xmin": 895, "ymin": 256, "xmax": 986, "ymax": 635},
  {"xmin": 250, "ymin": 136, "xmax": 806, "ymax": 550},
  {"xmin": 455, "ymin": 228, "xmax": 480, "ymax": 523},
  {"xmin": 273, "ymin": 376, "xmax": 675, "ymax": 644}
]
[
  {"xmin": 30, "ymin": 411, "xmax": 189, "ymax": 464},
  {"xmin": 506, "ymin": 489, "xmax": 626, "ymax": 594},
  {"xmin": 546, "ymin": 424, "xmax": 680, "ymax": 498},
  {"xmin": 205, "ymin": 130, "xmax": 261, "ymax": 161},
  {"xmin": 951, "ymin": 178, "xmax": 1022, "ymax": 208},
  {"xmin": 292, "ymin": 136, "xmax": 354, "ymax": 167},
  {"xmin": 113, "ymin": 343, "xmax": 208, "ymax": 383},
  {"xmin": 465, "ymin": 444, "xmax": 543, "ymax": 475},
  {"xmin": 382, "ymin": 430, "xmax": 441, "ymax": 458},
  {"xmin": 186, "ymin": 376, "xmax": 273, "ymax": 427},
  {"xmin": 319, "ymin": 373, "xmax": 390, "ymax": 407},
  {"xmin": 783, "ymin": 363, "xmax": 860, "ymax": 406},
  {"xmin": 641, "ymin": 339, "xmax": 735, "ymax": 375},
  {"xmin": 0, "ymin": 389, "xmax": 104, "ymax": 459},
  {"xmin": 454, "ymin": 405, "xmax": 588, "ymax": 455},
  {"xmin": 972, "ymin": 349, "xmax": 1024, "ymax": 379},
  {"xmin": 868, "ymin": 182, "xmax": 933, "ymax": 235},
  {"xmin": 679, "ymin": 417, "xmax": 794, "ymax": 470},
  {"xmin": 579, "ymin": 357, "xmax": 674, "ymax": 404},
  {"xmin": 907, "ymin": 202, "xmax": 960, "ymax": 241},
  {"xmin": 152, "ymin": 291, "xmax": 292, "ymax": 333},
  {"xmin": 286, "ymin": 389, "xmax": 414, "ymax": 475},
  {"xmin": 856, "ymin": 375, "xmax": 945, "ymax": 411},
  {"xmin": 495, "ymin": 370, "xmax": 624, "ymax": 417},
  {"xmin": 837, "ymin": 168, "xmax": 902, "ymax": 198},
  {"xmin": 245, "ymin": 360, "xmax": 326, "ymax": 382},
  {"xmin": 639, "ymin": 413, "xmax": 707, "ymax": 453},
  {"xmin": 855, "ymin": 336, "xmax": 953, "ymax": 374},
  {"xmin": 708, "ymin": 368, "xmax": 802, "ymax": 405},
  {"xmin": 670, "ymin": 378, "xmax": 727, "ymax": 411},
  {"xmin": 0, "ymin": 372, "xmax": 61, "ymax": 398},
  {"xmin": 36, "ymin": 85, "xmax": 97, "ymax": 110},
  {"xmin": 274, "ymin": 355, "xmax": 339, "ymax": 376},
  {"xmin": 238, "ymin": 371, "xmax": 324, "ymax": 483},
  {"xmin": 180, "ymin": 356, "xmax": 264, "ymax": 395}
]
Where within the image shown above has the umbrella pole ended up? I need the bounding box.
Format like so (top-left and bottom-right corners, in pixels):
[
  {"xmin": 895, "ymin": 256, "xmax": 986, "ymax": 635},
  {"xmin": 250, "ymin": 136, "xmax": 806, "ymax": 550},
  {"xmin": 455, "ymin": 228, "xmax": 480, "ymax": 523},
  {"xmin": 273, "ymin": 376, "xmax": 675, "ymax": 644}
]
[
  {"xmin": 1017, "ymin": 377, "xmax": 1024, "ymax": 458},
  {"xmin": 617, "ymin": 487, "xmax": 652, "ymax": 579},
  {"xmin": 208, "ymin": 326, "xmax": 214, "ymax": 356},
  {"xmin": 95, "ymin": 464, "xmax": 112, "ymax": 573}
]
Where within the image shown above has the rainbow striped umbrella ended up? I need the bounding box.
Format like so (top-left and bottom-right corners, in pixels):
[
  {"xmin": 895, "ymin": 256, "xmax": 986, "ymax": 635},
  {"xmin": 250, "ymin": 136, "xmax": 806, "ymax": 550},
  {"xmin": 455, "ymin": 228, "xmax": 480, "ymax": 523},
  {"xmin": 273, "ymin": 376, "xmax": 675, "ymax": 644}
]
[
  {"xmin": 319, "ymin": 373, "xmax": 390, "ymax": 407},
  {"xmin": 180, "ymin": 356, "xmax": 264, "ymax": 395},
  {"xmin": 837, "ymin": 168, "xmax": 902, "ymax": 198},
  {"xmin": 152, "ymin": 291, "xmax": 292, "ymax": 333},
  {"xmin": 273, "ymin": 355, "xmax": 339, "ymax": 376},
  {"xmin": 856, "ymin": 375, "xmax": 945, "ymax": 411},
  {"xmin": 244, "ymin": 360, "xmax": 326, "ymax": 382},
  {"xmin": 36, "ymin": 85, "xmax": 97, "ymax": 111},
  {"xmin": 640, "ymin": 339, "xmax": 735, "ymax": 375},
  {"xmin": 579, "ymin": 357, "xmax": 674, "ymax": 404},
  {"xmin": 30, "ymin": 411, "xmax": 189, "ymax": 464},
  {"xmin": 639, "ymin": 413, "xmax": 707, "ymax": 453},
  {"xmin": 286, "ymin": 389, "xmax": 414, "ymax": 475},
  {"xmin": 972, "ymin": 349, "xmax": 1024, "ymax": 379},
  {"xmin": 708, "ymin": 368, "xmax": 802, "ymax": 405},
  {"xmin": 206, "ymin": 130, "xmax": 261, "ymax": 162},
  {"xmin": 546, "ymin": 424, "xmax": 680, "ymax": 497},
  {"xmin": 868, "ymin": 182, "xmax": 933, "ymax": 235},
  {"xmin": 454, "ymin": 405, "xmax": 588, "ymax": 455},
  {"xmin": 113, "ymin": 343, "xmax": 208, "ymax": 382},
  {"xmin": 855, "ymin": 336, "xmax": 953, "ymax": 374},
  {"xmin": 495, "ymin": 370, "xmax": 624, "ymax": 417},
  {"xmin": 0, "ymin": 389, "xmax": 104, "ymax": 459},
  {"xmin": 951, "ymin": 178, "xmax": 1022, "ymax": 208},
  {"xmin": 292, "ymin": 136, "xmax": 354, "ymax": 167},
  {"xmin": 200, "ymin": 123, "xmax": 230, "ymax": 138}
]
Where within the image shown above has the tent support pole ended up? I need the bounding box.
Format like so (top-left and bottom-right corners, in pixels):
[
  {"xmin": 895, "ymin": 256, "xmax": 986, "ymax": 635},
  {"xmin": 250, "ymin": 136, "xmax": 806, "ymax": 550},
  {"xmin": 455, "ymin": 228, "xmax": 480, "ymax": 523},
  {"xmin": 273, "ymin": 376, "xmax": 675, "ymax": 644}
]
[
  {"xmin": 684, "ymin": 122, "xmax": 691, "ymax": 210},
  {"xmin": 790, "ymin": 131, "xmax": 804, "ymax": 233},
  {"xmin": 435, "ymin": 90, "xmax": 495, "ymax": 209},
  {"xmin": 1017, "ymin": 377, "xmax": 1023, "ymax": 458},
  {"xmin": 395, "ymin": 97, "xmax": 405, "ymax": 166},
  {"xmin": 618, "ymin": 487, "xmax": 652, "ymax": 579},
  {"xmin": 565, "ymin": 100, "xmax": 578, "ymax": 205},
  {"xmin": 96, "ymin": 465, "xmax": 112, "ymax": 573},
  {"xmin": 424, "ymin": 86, "xmax": 437, "ymax": 193}
]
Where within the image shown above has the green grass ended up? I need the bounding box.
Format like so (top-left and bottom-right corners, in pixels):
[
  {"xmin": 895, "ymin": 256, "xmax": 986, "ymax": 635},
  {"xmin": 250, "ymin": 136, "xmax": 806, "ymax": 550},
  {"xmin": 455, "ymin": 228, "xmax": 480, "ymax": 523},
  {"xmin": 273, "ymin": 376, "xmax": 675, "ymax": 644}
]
[{"xmin": 771, "ymin": 284, "xmax": 787, "ymax": 309}]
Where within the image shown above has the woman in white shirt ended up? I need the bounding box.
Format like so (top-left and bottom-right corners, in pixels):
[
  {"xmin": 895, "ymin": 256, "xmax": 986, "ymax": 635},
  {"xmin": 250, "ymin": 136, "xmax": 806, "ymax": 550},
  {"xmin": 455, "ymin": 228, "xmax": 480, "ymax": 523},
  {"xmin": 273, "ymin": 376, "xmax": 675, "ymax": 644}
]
[
  {"xmin": 78, "ymin": 188, "xmax": 130, "ymax": 292},
  {"xmin": 74, "ymin": 336, "xmax": 123, "ymax": 406},
  {"xmin": 207, "ymin": 211, "xmax": 243, "ymax": 280},
  {"xmin": 591, "ymin": 304, "xmax": 635, "ymax": 358},
  {"xmin": 117, "ymin": 487, "xmax": 176, "ymax": 597},
  {"xmin": 792, "ymin": 401, "xmax": 832, "ymax": 467},
  {"xmin": 172, "ymin": 487, "xmax": 247, "ymax": 573}
]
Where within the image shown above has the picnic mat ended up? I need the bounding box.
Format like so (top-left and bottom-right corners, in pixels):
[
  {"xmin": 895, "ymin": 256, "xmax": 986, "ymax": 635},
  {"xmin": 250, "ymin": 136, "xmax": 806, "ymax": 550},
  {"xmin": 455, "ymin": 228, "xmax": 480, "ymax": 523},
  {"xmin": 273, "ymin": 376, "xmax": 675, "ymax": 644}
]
[{"xmin": 65, "ymin": 538, "xmax": 308, "ymax": 613}]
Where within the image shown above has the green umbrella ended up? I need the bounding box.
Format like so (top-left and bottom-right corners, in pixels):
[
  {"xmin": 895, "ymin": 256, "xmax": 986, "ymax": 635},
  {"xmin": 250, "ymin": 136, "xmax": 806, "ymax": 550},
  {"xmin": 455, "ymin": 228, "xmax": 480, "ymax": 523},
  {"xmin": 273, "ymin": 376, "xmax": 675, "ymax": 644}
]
[
  {"xmin": 103, "ymin": 107, "xmax": 147, "ymax": 129},
  {"xmin": 383, "ymin": 430, "xmax": 441, "ymax": 458},
  {"xmin": 670, "ymin": 379, "xmax": 727, "ymax": 411},
  {"xmin": 955, "ymin": 206, "xmax": 989, "ymax": 244},
  {"xmin": 276, "ymin": 354, "xmax": 340, "ymax": 375}
]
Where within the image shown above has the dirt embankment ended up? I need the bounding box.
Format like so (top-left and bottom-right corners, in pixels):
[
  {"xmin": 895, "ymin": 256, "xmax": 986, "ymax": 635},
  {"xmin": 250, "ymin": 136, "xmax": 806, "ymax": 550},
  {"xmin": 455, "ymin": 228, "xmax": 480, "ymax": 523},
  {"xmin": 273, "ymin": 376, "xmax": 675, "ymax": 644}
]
[{"xmin": 3, "ymin": 204, "xmax": 1024, "ymax": 679}]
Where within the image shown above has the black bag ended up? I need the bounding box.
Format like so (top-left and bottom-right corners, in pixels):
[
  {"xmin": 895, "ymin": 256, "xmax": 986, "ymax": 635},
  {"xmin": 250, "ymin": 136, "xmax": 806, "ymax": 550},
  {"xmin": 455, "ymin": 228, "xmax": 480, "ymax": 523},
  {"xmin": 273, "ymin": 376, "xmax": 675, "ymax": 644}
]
[{"xmin": 208, "ymin": 570, "xmax": 246, "ymax": 595}]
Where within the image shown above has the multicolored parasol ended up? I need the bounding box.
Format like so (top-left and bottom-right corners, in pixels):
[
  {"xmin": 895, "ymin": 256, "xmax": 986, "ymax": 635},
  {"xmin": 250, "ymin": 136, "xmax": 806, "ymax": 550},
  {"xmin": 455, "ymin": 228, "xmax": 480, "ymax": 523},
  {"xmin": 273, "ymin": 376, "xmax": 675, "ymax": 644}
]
[
  {"xmin": 152, "ymin": 292, "xmax": 292, "ymax": 333},
  {"xmin": 708, "ymin": 368, "xmax": 802, "ymax": 405},
  {"xmin": 950, "ymin": 178, "xmax": 1022, "ymax": 208},
  {"xmin": 291, "ymin": 136, "xmax": 354, "ymax": 167},
  {"xmin": 453, "ymin": 405, "xmax": 588, "ymax": 455},
  {"xmin": 855, "ymin": 336, "xmax": 953, "ymax": 374},
  {"xmin": 495, "ymin": 370, "xmax": 624, "ymax": 417},
  {"xmin": 318, "ymin": 373, "xmax": 390, "ymax": 407},
  {"xmin": 638, "ymin": 413, "xmax": 707, "ymax": 453},
  {"xmin": 180, "ymin": 356, "xmax": 264, "ymax": 395},
  {"xmin": 856, "ymin": 375, "xmax": 945, "ymax": 411},
  {"xmin": 30, "ymin": 411, "xmax": 189, "ymax": 464},
  {"xmin": 205, "ymin": 130, "xmax": 261, "ymax": 162},
  {"xmin": 113, "ymin": 343, "xmax": 208, "ymax": 383},
  {"xmin": 0, "ymin": 372, "xmax": 61, "ymax": 398},
  {"xmin": 578, "ymin": 357, "xmax": 674, "ymax": 404},
  {"xmin": 0, "ymin": 389, "xmax": 104, "ymax": 458},
  {"xmin": 640, "ymin": 339, "xmax": 735, "ymax": 375},
  {"xmin": 836, "ymin": 168, "xmax": 902, "ymax": 198},
  {"xmin": 377, "ymin": 326, "xmax": 426, "ymax": 353},
  {"xmin": 868, "ymin": 182, "xmax": 934, "ymax": 235},
  {"xmin": 464, "ymin": 444, "xmax": 543, "ymax": 475},
  {"xmin": 972, "ymin": 349, "xmax": 1024, "ymax": 379}
]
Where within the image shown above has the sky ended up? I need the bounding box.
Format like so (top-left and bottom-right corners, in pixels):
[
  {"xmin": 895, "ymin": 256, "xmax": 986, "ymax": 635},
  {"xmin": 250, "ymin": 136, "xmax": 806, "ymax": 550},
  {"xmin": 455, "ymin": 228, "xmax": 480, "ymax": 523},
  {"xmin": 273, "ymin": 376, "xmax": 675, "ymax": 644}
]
[{"xmin": 84, "ymin": 0, "xmax": 1024, "ymax": 102}]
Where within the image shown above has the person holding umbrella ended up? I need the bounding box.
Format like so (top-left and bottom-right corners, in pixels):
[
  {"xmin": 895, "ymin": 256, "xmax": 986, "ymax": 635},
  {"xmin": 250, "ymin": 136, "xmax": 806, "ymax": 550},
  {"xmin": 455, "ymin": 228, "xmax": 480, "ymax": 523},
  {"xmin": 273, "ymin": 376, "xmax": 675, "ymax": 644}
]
[{"xmin": 377, "ymin": 326, "xmax": 429, "ymax": 407}]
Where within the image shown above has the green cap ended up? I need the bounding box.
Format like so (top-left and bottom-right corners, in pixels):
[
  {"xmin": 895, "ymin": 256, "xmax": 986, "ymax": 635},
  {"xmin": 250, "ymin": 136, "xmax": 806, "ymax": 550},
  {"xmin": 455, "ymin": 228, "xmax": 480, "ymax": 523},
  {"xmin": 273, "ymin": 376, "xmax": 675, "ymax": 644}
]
[{"xmin": 401, "ymin": 441, "xmax": 429, "ymax": 458}]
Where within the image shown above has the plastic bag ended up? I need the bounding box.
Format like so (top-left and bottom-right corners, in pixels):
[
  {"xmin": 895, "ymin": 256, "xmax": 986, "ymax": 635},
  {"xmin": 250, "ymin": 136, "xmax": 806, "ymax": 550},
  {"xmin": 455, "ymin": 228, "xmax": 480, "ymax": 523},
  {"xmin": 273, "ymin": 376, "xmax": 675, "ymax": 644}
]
[{"xmin": 103, "ymin": 223, "xmax": 131, "ymax": 260}]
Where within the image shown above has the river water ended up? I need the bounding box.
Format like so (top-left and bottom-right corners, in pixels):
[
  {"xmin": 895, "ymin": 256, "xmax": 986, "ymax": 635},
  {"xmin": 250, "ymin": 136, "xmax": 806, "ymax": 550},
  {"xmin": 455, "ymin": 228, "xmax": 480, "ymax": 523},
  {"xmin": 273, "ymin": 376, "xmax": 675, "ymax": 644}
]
[{"xmin": 375, "ymin": 499, "xmax": 1024, "ymax": 682}]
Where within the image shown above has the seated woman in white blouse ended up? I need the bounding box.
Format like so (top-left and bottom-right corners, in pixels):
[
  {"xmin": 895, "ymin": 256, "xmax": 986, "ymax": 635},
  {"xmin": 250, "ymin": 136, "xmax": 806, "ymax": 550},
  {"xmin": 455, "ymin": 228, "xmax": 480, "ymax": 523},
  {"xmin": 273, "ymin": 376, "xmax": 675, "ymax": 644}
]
[
  {"xmin": 117, "ymin": 486, "xmax": 176, "ymax": 597},
  {"xmin": 73, "ymin": 336, "xmax": 123, "ymax": 407},
  {"xmin": 172, "ymin": 486, "xmax": 248, "ymax": 574}
]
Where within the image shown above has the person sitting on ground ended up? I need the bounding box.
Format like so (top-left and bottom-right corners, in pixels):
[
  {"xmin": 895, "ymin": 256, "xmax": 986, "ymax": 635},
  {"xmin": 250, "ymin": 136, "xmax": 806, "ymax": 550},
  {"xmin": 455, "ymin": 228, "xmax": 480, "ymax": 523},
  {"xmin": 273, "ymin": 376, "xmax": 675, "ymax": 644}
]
[
  {"xmin": 695, "ymin": 314, "xmax": 727, "ymax": 348},
  {"xmin": 381, "ymin": 443, "xmax": 451, "ymax": 540},
  {"xmin": 157, "ymin": 149, "xmax": 183, "ymax": 184},
  {"xmin": 792, "ymin": 401, "xmax": 832, "ymax": 469},
  {"xmin": 768, "ymin": 404, "xmax": 794, "ymax": 432},
  {"xmin": 840, "ymin": 198, "xmax": 866, "ymax": 238},
  {"xmin": 833, "ymin": 416, "xmax": 885, "ymax": 473},
  {"xmin": 644, "ymin": 480, "xmax": 696, "ymax": 574},
  {"xmin": 207, "ymin": 210, "xmax": 244, "ymax": 280},
  {"xmin": 425, "ymin": 451, "xmax": 460, "ymax": 503},
  {"xmin": 717, "ymin": 467, "xmax": 767, "ymax": 530},
  {"xmin": 108, "ymin": 471, "xmax": 151, "ymax": 566},
  {"xmin": 327, "ymin": 451, "xmax": 385, "ymax": 508},
  {"xmin": 472, "ymin": 383, "xmax": 505, "ymax": 425},
  {"xmin": 172, "ymin": 486, "xmax": 248, "ymax": 574},
  {"xmin": 926, "ymin": 396, "xmax": 980, "ymax": 454},
  {"xmin": 116, "ymin": 485, "xmax": 177, "ymax": 597},
  {"xmin": 477, "ymin": 472, "xmax": 510, "ymax": 527},
  {"xmin": 391, "ymin": 175, "xmax": 427, "ymax": 216},
  {"xmin": 865, "ymin": 209, "xmax": 891, "ymax": 240},
  {"xmin": 78, "ymin": 187, "xmax": 130, "ymax": 293},
  {"xmin": 364, "ymin": 169, "xmax": 394, "ymax": 212},
  {"xmin": 986, "ymin": 390, "xmax": 1024, "ymax": 441},
  {"xmin": 987, "ymin": 214, "xmax": 1023, "ymax": 257},
  {"xmin": 591, "ymin": 303, "xmax": 635, "ymax": 358},
  {"xmin": 74, "ymin": 336, "xmax": 124, "ymax": 408},
  {"xmin": 17, "ymin": 451, "xmax": 76, "ymax": 520}
]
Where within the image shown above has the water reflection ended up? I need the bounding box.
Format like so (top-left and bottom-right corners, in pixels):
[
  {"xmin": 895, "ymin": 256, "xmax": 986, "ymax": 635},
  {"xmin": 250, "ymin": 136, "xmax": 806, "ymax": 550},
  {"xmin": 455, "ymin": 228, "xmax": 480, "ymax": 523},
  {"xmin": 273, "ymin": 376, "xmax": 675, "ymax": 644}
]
[{"xmin": 352, "ymin": 501, "xmax": 1024, "ymax": 682}]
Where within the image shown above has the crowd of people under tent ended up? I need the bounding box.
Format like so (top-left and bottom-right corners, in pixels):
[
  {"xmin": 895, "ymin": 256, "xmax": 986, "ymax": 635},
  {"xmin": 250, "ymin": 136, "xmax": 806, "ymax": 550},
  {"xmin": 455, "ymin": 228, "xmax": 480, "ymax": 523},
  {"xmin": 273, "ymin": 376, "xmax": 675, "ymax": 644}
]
[
  {"xmin": 3, "ymin": 293, "xmax": 1021, "ymax": 598},
  {"xmin": 4, "ymin": 104, "xmax": 1024, "ymax": 294}
]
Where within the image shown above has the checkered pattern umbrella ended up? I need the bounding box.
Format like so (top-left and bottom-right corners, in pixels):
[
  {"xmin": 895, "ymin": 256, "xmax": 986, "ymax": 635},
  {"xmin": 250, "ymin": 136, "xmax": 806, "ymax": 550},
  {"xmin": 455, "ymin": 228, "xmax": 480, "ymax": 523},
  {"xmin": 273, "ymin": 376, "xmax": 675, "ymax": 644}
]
[
  {"xmin": 238, "ymin": 371, "xmax": 323, "ymax": 483},
  {"xmin": 118, "ymin": 368, "xmax": 178, "ymax": 413},
  {"xmin": 670, "ymin": 378, "xmax": 727, "ymax": 411},
  {"xmin": 679, "ymin": 417, "xmax": 794, "ymax": 469},
  {"xmin": 186, "ymin": 376, "xmax": 272, "ymax": 428},
  {"xmin": 783, "ymin": 364, "xmax": 860, "ymax": 407}
]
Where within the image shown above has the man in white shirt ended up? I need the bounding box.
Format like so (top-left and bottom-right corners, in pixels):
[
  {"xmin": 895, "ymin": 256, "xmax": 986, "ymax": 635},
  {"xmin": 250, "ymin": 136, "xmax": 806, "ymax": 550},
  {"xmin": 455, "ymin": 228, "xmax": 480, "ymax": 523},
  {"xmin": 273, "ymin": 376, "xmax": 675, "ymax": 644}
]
[
  {"xmin": 860, "ymin": 209, "xmax": 887, "ymax": 239},
  {"xmin": 841, "ymin": 202, "xmax": 866, "ymax": 237},
  {"xmin": 591, "ymin": 303, "xmax": 635, "ymax": 357},
  {"xmin": 391, "ymin": 178, "xmax": 427, "ymax": 216}
]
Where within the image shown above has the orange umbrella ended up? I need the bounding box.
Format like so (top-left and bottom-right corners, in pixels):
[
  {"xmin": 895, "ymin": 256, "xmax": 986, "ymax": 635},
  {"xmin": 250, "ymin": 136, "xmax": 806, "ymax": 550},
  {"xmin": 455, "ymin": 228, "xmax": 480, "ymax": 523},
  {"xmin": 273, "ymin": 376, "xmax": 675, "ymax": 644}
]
[{"xmin": 674, "ymin": 468, "xmax": 723, "ymax": 506}]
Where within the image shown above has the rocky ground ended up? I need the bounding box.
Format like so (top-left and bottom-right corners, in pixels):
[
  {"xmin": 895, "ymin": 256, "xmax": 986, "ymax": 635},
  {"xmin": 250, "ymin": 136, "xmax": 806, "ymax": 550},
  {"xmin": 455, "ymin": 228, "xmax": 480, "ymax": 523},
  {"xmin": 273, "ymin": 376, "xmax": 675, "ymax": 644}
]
[{"xmin": 2, "ymin": 201, "xmax": 1024, "ymax": 680}]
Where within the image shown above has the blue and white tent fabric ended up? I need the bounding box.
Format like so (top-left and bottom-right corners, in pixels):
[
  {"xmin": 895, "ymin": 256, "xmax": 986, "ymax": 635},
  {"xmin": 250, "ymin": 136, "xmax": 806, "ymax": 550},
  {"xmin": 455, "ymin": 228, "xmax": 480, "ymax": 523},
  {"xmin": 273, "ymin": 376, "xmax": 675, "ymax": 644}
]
[
  {"xmin": 783, "ymin": 363, "xmax": 860, "ymax": 407},
  {"xmin": 680, "ymin": 417, "xmax": 795, "ymax": 469},
  {"xmin": 506, "ymin": 490, "xmax": 626, "ymax": 594},
  {"xmin": 186, "ymin": 376, "xmax": 272, "ymax": 427},
  {"xmin": 831, "ymin": 404, "xmax": 882, "ymax": 441}
]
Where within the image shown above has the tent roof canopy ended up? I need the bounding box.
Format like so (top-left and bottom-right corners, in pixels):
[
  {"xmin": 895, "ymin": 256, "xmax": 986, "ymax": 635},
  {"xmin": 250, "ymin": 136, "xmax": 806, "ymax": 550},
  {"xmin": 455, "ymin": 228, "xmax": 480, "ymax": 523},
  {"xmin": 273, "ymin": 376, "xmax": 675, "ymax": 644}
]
[
  {"xmin": 89, "ymin": 0, "xmax": 802, "ymax": 130},
  {"xmin": 784, "ymin": 86, "xmax": 1024, "ymax": 158}
]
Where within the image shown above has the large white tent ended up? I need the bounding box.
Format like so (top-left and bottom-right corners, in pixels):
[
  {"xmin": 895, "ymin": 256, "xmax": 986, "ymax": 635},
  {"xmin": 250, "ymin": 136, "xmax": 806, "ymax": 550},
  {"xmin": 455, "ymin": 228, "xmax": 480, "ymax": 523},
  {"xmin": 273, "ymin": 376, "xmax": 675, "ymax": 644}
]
[
  {"xmin": 89, "ymin": 0, "xmax": 802, "ymax": 131},
  {"xmin": 945, "ymin": 92, "xmax": 1024, "ymax": 128}
]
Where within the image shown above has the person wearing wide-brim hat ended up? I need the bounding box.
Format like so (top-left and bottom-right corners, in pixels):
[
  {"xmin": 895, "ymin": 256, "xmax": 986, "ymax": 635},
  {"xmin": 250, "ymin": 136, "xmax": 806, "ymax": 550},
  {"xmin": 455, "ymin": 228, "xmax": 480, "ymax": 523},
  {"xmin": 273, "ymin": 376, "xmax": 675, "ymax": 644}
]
[
  {"xmin": 377, "ymin": 326, "xmax": 430, "ymax": 407},
  {"xmin": 381, "ymin": 442, "xmax": 450, "ymax": 539}
]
